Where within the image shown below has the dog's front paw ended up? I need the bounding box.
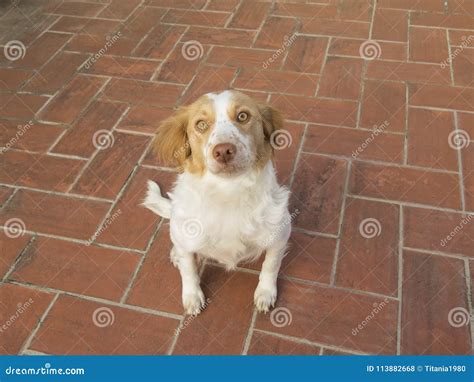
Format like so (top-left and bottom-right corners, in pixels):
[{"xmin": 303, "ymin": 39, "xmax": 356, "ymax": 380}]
[
  {"xmin": 254, "ymin": 284, "xmax": 277, "ymax": 313},
  {"xmin": 182, "ymin": 288, "xmax": 206, "ymax": 316}
]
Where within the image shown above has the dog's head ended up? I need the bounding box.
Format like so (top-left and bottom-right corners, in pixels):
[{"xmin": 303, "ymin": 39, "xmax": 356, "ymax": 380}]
[{"xmin": 153, "ymin": 90, "xmax": 283, "ymax": 177}]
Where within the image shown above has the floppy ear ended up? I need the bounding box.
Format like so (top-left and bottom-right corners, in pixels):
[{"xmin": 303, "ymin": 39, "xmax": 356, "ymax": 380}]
[
  {"xmin": 258, "ymin": 103, "xmax": 284, "ymax": 143},
  {"xmin": 153, "ymin": 107, "xmax": 190, "ymax": 167}
]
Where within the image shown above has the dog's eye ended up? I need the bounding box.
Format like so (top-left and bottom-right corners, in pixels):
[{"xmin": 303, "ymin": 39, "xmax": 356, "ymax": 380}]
[
  {"xmin": 237, "ymin": 112, "xmax": 249, "ymax": 123},
  {"xmin": 196, "ymin": 120, "xmax": 208, "ymax": 133}
]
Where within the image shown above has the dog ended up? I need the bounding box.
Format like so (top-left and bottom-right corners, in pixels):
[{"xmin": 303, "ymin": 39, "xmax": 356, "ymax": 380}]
[{"xmin": 143, "ymin": 90, "xmax": 291, "ymax": 315}]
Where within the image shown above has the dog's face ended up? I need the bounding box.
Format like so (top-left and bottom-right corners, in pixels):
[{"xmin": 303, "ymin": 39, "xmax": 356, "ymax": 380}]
[{"xmin": 153, "ymin": 90, "xmax": 283, "ymax": 176}]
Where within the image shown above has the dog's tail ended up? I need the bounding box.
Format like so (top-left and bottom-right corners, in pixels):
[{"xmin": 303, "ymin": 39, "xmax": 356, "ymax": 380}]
[{"xmin": 142, "ymin": 180, "xmax": 171, "ymax": 219}]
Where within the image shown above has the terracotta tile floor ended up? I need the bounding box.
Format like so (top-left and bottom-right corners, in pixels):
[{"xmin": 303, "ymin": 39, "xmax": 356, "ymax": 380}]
[{"xmin": 0, "ymin": 0, "xmax": 473, "ymax": 355}]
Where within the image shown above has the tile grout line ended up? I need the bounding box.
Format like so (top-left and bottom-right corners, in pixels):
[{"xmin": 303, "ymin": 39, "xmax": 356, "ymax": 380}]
[
  {"xmin": 2, "ymin": 235, "xmax": 36, "ymax": 282},
  {"xmin": 241, "ymin": 309, "xmax": 258, "ymax": 355},
  {"xmin": 396, "ymin": 206, "xmax": 404, "ymax": 355},
  {"xmin": 19, "ymin": 293, "xmax": 60, "ymax": 355},
  {"xmin": 453, "ymin": 112, "xmax": 467, "ymax": 212},
  {"xmin": 463, "ymin": 258, "xmax": 474, "ymax": 350},
  {"xmin": 330, "ymin": 160, "xmax": 352, "ymax": 286}
]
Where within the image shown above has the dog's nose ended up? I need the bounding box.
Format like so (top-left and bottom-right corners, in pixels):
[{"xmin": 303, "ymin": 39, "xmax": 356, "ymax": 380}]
[{"xmin": 213, "ymin": 143, "xmax": 236, "ymax": 164}]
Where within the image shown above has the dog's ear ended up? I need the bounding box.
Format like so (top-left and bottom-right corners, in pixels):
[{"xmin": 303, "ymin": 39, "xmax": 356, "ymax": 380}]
[
  {"xmin": 153, "ymin": 107, "xmax": 190, "ymax": 167},
  {"xmin": 258, "ymin": 103, "xmax": 284, "ymax": 143}
]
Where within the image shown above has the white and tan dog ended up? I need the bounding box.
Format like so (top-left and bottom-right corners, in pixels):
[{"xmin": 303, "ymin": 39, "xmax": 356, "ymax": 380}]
[{"xmin": 143, "ymin": 90, "xmax": 291, "ymax": 315}]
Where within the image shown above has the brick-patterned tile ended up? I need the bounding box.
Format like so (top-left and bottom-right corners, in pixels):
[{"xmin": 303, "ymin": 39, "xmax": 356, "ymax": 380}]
[
  {"xmin": 301, "ymin": 18, "xmax": 369, "ymax": 39},
  {"xmin": 173, "ymin": 266, "xmax": 258, "ymax": 354},
  {"xmin": 120, "ymin": 6, "xmax": 167, "ymax": 41},
  {"xmin": 98, "ymin": 0, "xmax": 141, "ymax": 19},
  {"xmin": 401, "ymin": 251, "xmax": 471, "ymax": 354},
  {"xmin": 134, "ymin": 24, "xmax": 186, "ymax": 59},
  {"xmin": 274, "ymin": 121, "xmax": 304, "ymax": 185},
  {"xmin": 102, "ymin": 78, "xmax": 183, "ymax": 107},
  {"xmin": 0, "ymin": 232, "xmax": 31, "ymax": 279},
  {"xmin": 0, "ymin": 151, "xmax": 85, "ymax": 192},
  {"xmin": 0, "ymin": 190, "xmax": 110, "ymax": 240},
  {"xmin": 290, "ymin": 154, "xmax": 347, "ymax": 235},
  {"xmin": 350, "ymin": 162, "xmax": 461, "ymax": 209},
  {"xmin": 182, "ymin": 66, "xmax": 236, "ymax": 103},
  {"xmin": 184, "ymin": 26, "xmax": 254, "ymax": 48},
  {"xmin": 156, "ymin": 43, "xmax": 202, "ymax": 84},
  {"xmin": 378, "ymin": 0, "xmax": 445, "ymax": 12},
  {"xmin": 462, "ymin": 145, "xmax": 474, "ymax": 212},
  {"xmin": 23, "ymin": 51, "xmax": 88, "ymax": 94},
  {"xmin": 0, "ymin": 283, "xmax": 54, "ymax": 354},
  {"xmin": 49, "ymin": 16, "xmax": 88, "ymax": 33},
  {"xmin": 448, "ymin": 30, "xmax": 474, "ymax": 46},
  {"xmin": 0, "ymin": 93, "xmax": 48, "ymax": 120},
  {"xmin": 46, "ymin": 1, "xmax": 105, "ymax": 17},
  {"xmin": 372, "ymin": 9, "xmax": 408, "ymax": 42},
  {"xmin": 66, "ymin": 34, "xmax": 136, "ymax": 56},
  {"xmin": 40, "ymin": 75, "xmax": 107, "ymax": 124},
  {"xmin": 318, "ymin": 56, "xmax": 363, "ymax": 100},
  {"xmin": 284, "ymin": 36, "xmax": 328, "ymax": 74},
  {"xmin": 71, "ymin": 132, "xmax": 150, "ymax": 199},
  {"xmin": 360, "ymin": 79, "xmax": 406, "ymax": 132},
  {"xmin": 145, "ymin": 0, "xmax": 207, "ymax": 9},
  {"xmin": 117, "ymin": 105, "xmax": 172, "ymax": 135},
  {"xmin": 206, "ymin": 0, "xmax": 239, "ymax": 11},
  {"xmin": 163, "ymin": 9, "xmax": 229, "ymax": 27},
  {"xmin": 411, "ymin": 12, "xmax": 474, "ymax": 29},
  {"xmin": 366, "ymin": 61, "xmax": 451, "ymax": 85},
  {"xmin": 0, "ymin": 186, "xmax": 14, "ymax": 207},
  {"xmin": 409, "ymin": 83, "xmax": 474, "ymax": 111},
  {"xmin": 336, "ymin": 198, "xmax": 399, "ymax": 296},
  {"xmin": 304, "ymin": 124, "xmax": 404, "ymax": 163},
  {"xmin": 255, "ymin": 279, "xmax": 398, "ymax": 354},
  {"xmin": 11, "ymin": 32, "xmax": 70, "ymax": 70},
  {"xmin": 404, "ymin": 207, "xmax": 474, "ymax": 256},
  {"xmin": 229, "ymin": 0, "xmax": 270, "ymax": 29},
  {"xmin": 452, "ymin": 48, "xmax": 474, "ymax": 87},
  {"xmin": 207, "ymin": 46, "xmax": 285, "ymax": 69},
  {"xmin": 82, "ymin": 56, "xmax": 159, "ymax": 81},
  {"xmin": 409, "ymin": 27, "xmax": 449, "ymax": 63},
  {"xmin": 254, "ymin": 17, "xmax": 298, "ymax": 50},
  {"xmin": 234, "ymin": 68, "xmax": 318, "ymax": 96},
  {"xmin": 271, "ymin": 94, "xmax": 358, "ymax": 126},
  {"xmin": 407, "ymin": 108, "xmax": 458, "ymax": 171},
  {"xmin": 30, "ymin": 295, "xmax": 178, "ymax": 355},
  {"xmin": 329, "ymin": 38, "xmax": 407, "ymax": 61},
  {"xmin": 126, "ymin": 225, "xmax": 182, "ymax": 314},
  {"xmin": 0, "ymin": 119, "xmax": 64, "ymax": 153},
  {"xmin": 458, "ymin": 112, "xmax": 474, "ymax": 143},
  {"xmin": 97, "ymin": 167, "xmax": 175, "ymax": 250},
  {"xmin": 10, "ymin": 237, "xmax": 140, "ymax": 301},
  {"xmin": 51, "ymin": 100, "xmax": 128, "ymax": 158},
  {"xmin": 248, "ymin": 331, "xmax": 320, "ymax": 355},
  {"xmin": 0, "ymin": 68, "xmax": 30, "ymax": 91}
]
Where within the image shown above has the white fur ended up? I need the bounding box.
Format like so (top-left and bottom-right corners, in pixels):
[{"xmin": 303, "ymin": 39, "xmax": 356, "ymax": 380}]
[{"xmin": 143, "ymin": 91, "xmax": 291, "ymax": 315}]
